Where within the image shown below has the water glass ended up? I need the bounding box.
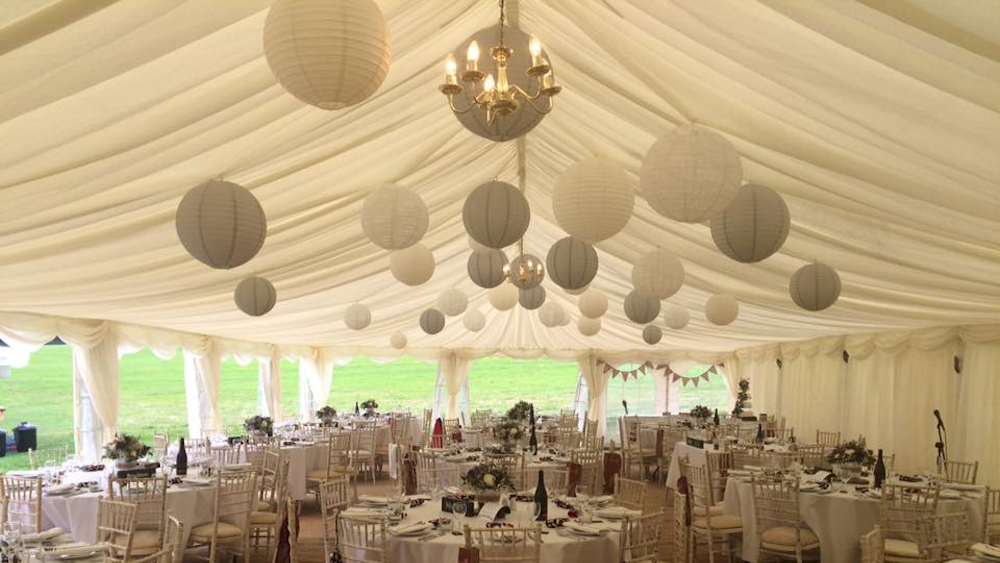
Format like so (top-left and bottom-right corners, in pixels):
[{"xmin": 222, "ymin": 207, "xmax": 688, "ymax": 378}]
[{"xmin": 451, "ymin": 501, "xmax": 467, "ymax": 533}]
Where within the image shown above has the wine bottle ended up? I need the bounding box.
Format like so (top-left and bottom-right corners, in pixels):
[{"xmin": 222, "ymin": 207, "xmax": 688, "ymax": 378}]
[
  {"xmin": 534, "ymin": 470, "xmax": 548, "ymax": 521},
  {"xmin": 873, "ymin": 449, "xmax": 886, "ymax": 489},
  {"xmin": 354, "ymin": 402, "xmax": 360, "ymax": 416},
  {"xmin": 713, "ymin": 409, "xmax": 720, "ymax": 426},
  {"xmin": 756, "ymin": 423, "xmax": 764, "ymax": 444},
  {"xmin": 176, "ymin": 437, "xmax": 188, "ymax": 477},
  {"xmin": 529, "ymin": 405, "xmax": 538, "ymax": 455}
]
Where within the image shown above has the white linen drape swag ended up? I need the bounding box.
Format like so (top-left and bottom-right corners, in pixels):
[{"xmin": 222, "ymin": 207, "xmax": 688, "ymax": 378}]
[
  {"xmin": 433, "ymin": 354, "xmax": 471, "ymax": 423},
  {"xmin": 298, "ymin": 348, "xmax": 335, "ymax": 421},
  {"xmin": 183, "ymin": 346, "xmax": 222, "ymax": 437},
  {"xmin": 578, "ymin": 355, "xmax": 609, "ymax": 439},
  {"xmin": 257, "ymin": 354, "xmax": 282, "ymax": 421}
]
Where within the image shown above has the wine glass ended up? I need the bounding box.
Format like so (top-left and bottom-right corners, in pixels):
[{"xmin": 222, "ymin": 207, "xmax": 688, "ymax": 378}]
[
  {"xmin": 1, "ymin": 522, "xmax": 21, "ymax": 563},
  {"xmin": 451, "ymin": 501, "xmax": 467, "ymax": 534}
]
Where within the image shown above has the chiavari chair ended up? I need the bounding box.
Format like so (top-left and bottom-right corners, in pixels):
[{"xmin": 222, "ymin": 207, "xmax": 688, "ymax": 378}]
[
  {"xmin": 351, "ymin": 426, "xmax": 378, "ymax": 483},
  {"xmin": 942, "ymin": 460, "xmax": 978, "ymax": 485},
  {"xmin": 984, "ymin": 487, "xmax": 1000, "ymax": 544},
  {"xmin": 815, "ymin": 430, "xmax": 841, "ymax": 450},
  {"xmin": 28, "ymin": 446, "xmax": 70, "ymax": 470},
  {"xmin": 337, "ymin": 514, "xmax": 387, "ymax": 563},
  {"xmin": 97, "ymin": 497, "xmax": 139, "ymax": 563},
  {"xmin": 152, "ymin": 433, "xmax": 170, "ymax": 459},
  {"xmin": 860, "ymin": 526, "xmax": 884, "ymax": 563},
  {"xmin": 571, "ymin": 448, "xmax": 602, "ymax": 494},
  {"xmin": 879, "ymin": 483, "xmax": 940, "ymax": 560},
  {"xmin": 286, "ymin": 500, "xmax": 301, "ymax": 563},
  {"xmin": 319, "ymin": 477, "xmax": 352, "ymax": 562},
  {"xmin": 186, "ymin": 470, "xmax": 257, "ymax": 563},
  {"xmin": 613, "ymin": 475, "xmax": 647, "ymax": 512},
  {"xmin": 250, "ymin": 457, "xmax": 289, "ymax": 557},
  {"xmin": 679, "ymin": 458, "xmax": 742, "ymax": 563},
  {"xmin": 751, "ymin": 473, "xmax": 820, "ymax": 562},
  {"xmin": 619, "ymin": 511, "xmax": 665, "ymax": 563},
  {"xmin": 463, "ymin": 524, "xmax": 541, "ymax": 563},
  {"xmin": 1, "ymin": 475, "xmax": 43, "ymax": 533},
  {"xmin": 108, "ymin": 475, "xmax": 169, "ymax": 556}
]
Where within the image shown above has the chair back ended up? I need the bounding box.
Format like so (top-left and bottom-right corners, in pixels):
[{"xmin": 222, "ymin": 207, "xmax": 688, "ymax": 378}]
[
  {"xmin": 751, "ymin": 474, "xmax": 809, "ymax": 556},
  {"xmin": 915, "ymin": 512, "xmax": 971, "ymax": 560},
  {"xmin": 484, "ymin": 451, "xmax": 523, "ymax": 471},
  {"xmin": 244, "ymin": 442, "xmax": 268, "ymax": 473},
  {"xmin": 323, "ymin": 431, "xmax": 353, "ymax": 478},
  {"xmin": 286, "ymin": 500, "xmax": 300, "ymax": 563},
  {"xmin": 259, "ymin": 457, "xmax": 290, "ymax": 513},
  {"xmin": 464, "ymin": 524, "xmax": 541, "ymax": 563},
  {"xmin": 815, "ymin": 430, "xmax": 841, "ymax": 448},
  {"xmin": 97, "ymin": 497, "xmax": 139, "ymax": 563},
  {"xmin": 337, "ymin": 514, "xmax": 387, "ymax": 563},
  {"xmin": 319, "ymin": 477, "xmax": 351, "ymax": 561},
  {"xmin": 705, "ymin": 450, "xmax": 734, "ymax": 501},
  {"xmin": 613, "ymin": 475, "xmax": 646, "ymax": 512},
  {"xmin": 28, "ymin": 446, "xmax": 70, "ymax": 470},
  {"xmin": 942, "ymin": 460, "xmax": 978, "ymax": 485},
  {"xmin": 571, "ymin": 448, "xmax": 602, "ymax": 493},
  {"xmin": 520, "ymin": 468, "xmax": 567, "ymax": 497},
  {"xmin": 580, "ymin": 434, "xmax": 604, "ymax": 451},
  {"xmin": 796, "ymin": 445, "xmax": 825, "ymax": 467},
  {"xmin": 153, "ymin": 433, "xmax": 170, "ymax": 459},
  {"xmin": 1, "ymin": 475, "xmax": 43, "ymax": 533},
  {"xmin": 109, "ymin": 475, "xmax": 168, "ymax": 537},
  {"xmin": 210, "ymin": 445, "xmax": 242, "ymax": 467},
  {"xmin": 985, "ymin": 487, "xmax": 1000, "ymax": 544},
  {"xmin": 215, "ymin": 470, "xmax": 257, "ymax": 523},
  {"xmin": 859, "ymin": 525, "xmax": 884, "ymax": 563},
  {"xmin": 619, "ymin": 511, "xmax": 664, "ymax": 563},
  {"xmin": 415, "ymin": 464, "xmax": 460, "ymax": 493},
  {"xmin": 879, "ymin": 483, "xmax": 940, "ymax": 539},
  {"xmin": 582, "ymin": 418, "xmax": 599, "ymax": 439},
  {"xmin": 732, "ymin": 446, "xmax": 761, "ymax": 469}
]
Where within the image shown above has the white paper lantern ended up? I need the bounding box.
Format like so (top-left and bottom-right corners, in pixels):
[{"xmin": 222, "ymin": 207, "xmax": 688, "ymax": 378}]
[
  {"xmin": 662, "ymin": 303, "xmax": 690, "ymax": 330},
  {"xmin": 450, "ymin": 25, "xmax": 552, "ymax": 141},
  {"xmin": 488, "ymin": 283, "xmax": 519, "ymax": 311},
  {"xmin": 234, "ymin": 276, "xmax": 276, "ymax": 317},
  {"xmin": 176, "ymin": 180, "xmax": 267, "ymax": 269},
  {"xmin": 552, "ymin": 158, "xmax": 634, "ymax": 243},
  {"xmin": 558, "ymin": 310, "xmax": 572, "ymax": 327},
  {"xmin": 509, "ymin": 253, "xmax": 544, "ymax": 290},
  {"xmin": 463, "ymin": 309, "xmax": 486, "ymax": 332},
  {"xmin": 546, "ymin": 237, "xmax": 599, "ymax": 290},
  {"xmin": 640, "ymin": 125, "xmax": 743, "ymax": 223},
  {"xmin": 631, "ymin": 249, "xmax": 685, "ymax": 300},
  {"xmin": 578, "ymin": 316, "xmax": 602, "ymax": 337},
  {"xmin": 705, "ymin": 294, "xmax": 739, "ymax": 326},
  {"xmin": 578, "ymin": 289, "xmax": 608, "ymax": 319},
  {"xmin": 519, "ymin": 286, "xmax": 546, "ymax": 310},
  {"xmin": 263, "ymin": 0, "xmax": 390, "ymax": 110},
  {"xmin": 463, "ymin": 181, "xmax": 531, "ymax": 249},
  {"xmin": 711, "ymin": 184, "xmax": 790, "ymax": 263},
  {"xmin": 343, "ymin": 303, "xmax": 372, "ymax": 330},
  {"xmin": 389, "ymin": 243, "xmax": 435, "ymax": 286},
  {"xmin": 642, "ymin": 325, "xmax": 663, "ymax": 345},
  {"xmin": 624, "ymin": 290, "xmax": 661, "ymax": 324},
  {"xmin": 360, "ymin": 184, "xmax": 428, "ymax": 250},
  {"xmin": 565, "ymin": 285, "xmax": 588, "ymax": 296},
  {"xmin": 538, "ymin": 301, "xmax": 564, "ymax": 328},
  {"xmin": 390, "ymin": 331, "xmax": 407, "ymax": 349},
  {"xmin": 467, "ymin": 249, "xmax": 508, "ymax": 289},
  {"xmin": 437, "ymin": 288, "xmax": 468, "ymax": 317},
  {"xmin": 419, "ymin": 308, "xmax": 445, "ymax": 335},
  {"xmin": 790, "ymin": 262, "xmax": 842, "ymax": 311}
]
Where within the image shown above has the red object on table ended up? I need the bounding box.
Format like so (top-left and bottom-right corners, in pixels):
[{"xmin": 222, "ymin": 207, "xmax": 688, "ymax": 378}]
[{"xmin": 432, "ymin": 418, "xmax": 444, "ymax": 448}]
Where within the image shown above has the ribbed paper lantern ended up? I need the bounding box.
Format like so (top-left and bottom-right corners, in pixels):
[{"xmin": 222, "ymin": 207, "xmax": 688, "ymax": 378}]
[
  {"xmin": 419, "ymin": 308, "xmax": 445, "ymax": 335},
  {"xmin": 468, "ymin": 237, "xmax": 490, "ymax": 252},
  {"xmin": 552, "ymin": 158, "xmax": 634, "ymax": 243},
  {"xmin": 463, "ymin": 181, "xmax": 530, "ymax": 249},
  {"xmin": 463, "ymin": 309, "xmax": 486, "ymax": 332},
  {"xmin": 389, "ymin": 243, "xmax": 434, "ymax": 286},
  {"xmin": 488, "ymin": 283, "xmax": 519, "ymax": 311},
  {"xmin": 519, "ymin": 286, "xmax": 546, "ymax": 310},
  {"xmin": 546, "ymin": 237, "xmax": 599, "ymax": 290},
  {"xmin": 558, "ymin": 310, "xmax": 571, "ymax": 327},
  {"xmin": 467, "ymin": 249, "xmax": 508, "ymax": 288},
  {"xmin": 578, "ymin": 289, "xmax": 608, "ymax": 319},
  {"xmin": 578, "ymin": 316, "xmax": 602, "ymax": 337},
  {"xmin": 662, "ymin": 303, "xmax": 690, "ymax": 330},
  {"xmin": 509, "ymin": 253, "xmax": 544, "ymax": 290},
  {"xmin": 624, "ymin": 290, "xmax": 661, "ymax": 324},
  {"xmin": 390, "ymin": 331, "xmax": 407, "ymax": 350},
  {"xmin": 450, "ymin": 25, "xmax": 552, "ymax": 141},
  {"xmin": 705, "ymin": 294, "xmax": 739, "ymax": 326},
  {"xmin": 176, "ymin": 180, "xmax": 267, "ymax": 269},
  {"xmin": 710, "ymin": 184, "xmax": 790, "ymax": 262},
  {"xmin": 790, "ymin": 262, "xmax": 842, "ymax": 311},
  {"xmin": 642, "ymin": 325, "xmax": 663, "ymax": 345},
  {"xmin": 234, "ymin": 276, "xmax": 276, "ymax": 317},
  {"xmin": 437, "ymin": 288, "xmax": 468, "ymax": 317},
  {"xmin": 631, "ymin": 249, "xmax": 685, "ymax": 300},
  {"xmin": 263, "ymin": 0, "xmax": 391, "ymax": 110},
  {"xmin": 360, "ymin": 184, "xmax": 428, "ymax": 250},
  {"xmin": 343, "ymin": 303, "xmax": 372, "ymax": 330},
  {"xmin": 565, "ymin": 285, "xmax": 588, "ymax": 296},
  {"xmin": 640, "ymin": 125, "xmax": 743, "ymax": 223},
  {"xmin": 538, "ymin": 301, "xmax": 564, "ymax": 328}
]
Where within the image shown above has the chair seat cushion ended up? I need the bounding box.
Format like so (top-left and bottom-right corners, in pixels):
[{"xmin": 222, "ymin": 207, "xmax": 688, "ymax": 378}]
[
  {"xmin": 249, "ymin": 511, "xmax": 277, "ymax": 525},
  {"xmin": 306, "ymin": 467, "xmax": 352, "ymax": 481},
  {"xmin": 884, "ymin": 538, "xmax": 920, "ymax": 558},
  {"xmin": 692, "ymin": 515, "xmax": 742, "ymax": 532},
  {"xmin": 761, "ymin": 526, "xmax": 820, "ymax": 551},
  {"xmin": 693, "ymin": 503, "xmax": 725, "ymax": 517},
  {"xmin": 350, "ymin": 450, "xmax": 373, "ymax": 457},
  {"xmin": 115, "ymin": 530, "xmax": 160, "ymax": 555},
  {"xmin": 256, "ymin": 500, "xmax": 271, "ymax": 512},
  {"xmin": 189, "ymin": 521, "xmax": 244, "ymax": 542}
]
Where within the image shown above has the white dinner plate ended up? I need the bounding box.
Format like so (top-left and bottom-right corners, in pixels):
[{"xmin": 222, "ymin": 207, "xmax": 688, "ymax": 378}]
[
  {"xmin": 564, "ymin": 522, "xmax": 601, "ymax": 536},
  {"xmin": 389, "ymin": 522, "xmax": 432, "ymax": 537}
]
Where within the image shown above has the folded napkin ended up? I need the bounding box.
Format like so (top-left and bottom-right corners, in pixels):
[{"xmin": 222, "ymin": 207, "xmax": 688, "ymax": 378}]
[
  {"xmin": 595, "ymin": 506, "xmax": 641, "ymax": 519},
  {"xmin": 589, "ymin": 495, "xmax": 613, "ymax": 504},
  {"xmin": 389, "ymin": 521, "xmax": 431, "ymax": 535},
  {"xmin": 358, "ymin": 495, "xmax": 389, "ymax": 504},
  {"xmin": 342, "ymin": 507, "xmax": 384, "ymax": 516},
  {"xmin": 23, "ymin": 528, "xmax": 65, "ymax": 543},
  {"xmin": 42, "ymin": 543, "xmax": 108, "ymax": 558},
  {"xmin": 45, "ymin": 484, "xmax": 75, "ymax": 495},
  {"xmin": 223, "ymin": 463, "xmax": 252, "ymax": 471},
  {"xmin": 181, "ymin": 477, "xmax": 213, "ymax": 486},
  {"xmin": 8, "ymin": 470, "xmax": 41, "ymax": 477},
  {"xmin": 563, "ymin": 522, "xmax": 601, "ymax": 535},
  {"xmin": 404, "ymin": 494, "xmax": 431, "ymax": 501}
]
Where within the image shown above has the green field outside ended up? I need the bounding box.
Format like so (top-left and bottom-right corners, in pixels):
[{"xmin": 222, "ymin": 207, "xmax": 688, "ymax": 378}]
[{"xmin": 0, "ymin": 346, "xmax": 731, "ymax": 471}]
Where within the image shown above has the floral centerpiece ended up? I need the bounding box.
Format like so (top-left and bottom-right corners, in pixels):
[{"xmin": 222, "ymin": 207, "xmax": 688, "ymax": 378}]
[
  {"xmin": 103, "ymin": 434, "xmax": 150, "ymax": 467},
  {"xmin": 316, "ymin": 406, "xmax": 337, "ymax": 424},
  {"xmin": 827, "ymin": 439, "xmax": 875, "ymax": 478},
  {"xmin": 731, "ymin": 379, "xmax": 750, "ymax": 417},
  {"xmin": 689, "ymin": 405, "xmax": 712, "ymax": 424},
  {"xmin": 243, "ymin": 415, "xmax": 274, "ymax": 436},
  {"xmin": 506, "ymin": 400, "xmax": 533, "ymax": 422},
  {"xmin": 492, "ymin": 419, "xmax": 523, "ymax": 451},
  {"xmin": 360, "ymin": 399, "xmax": 378, "ymax": 417},
  {"xmin": 462, "ymin": 462, "xmax": 515, "ymax": 502}
]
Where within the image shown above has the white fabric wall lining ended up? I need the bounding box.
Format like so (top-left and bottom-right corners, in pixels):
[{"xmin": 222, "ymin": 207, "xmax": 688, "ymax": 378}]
[
  {"xmin": 183, "ymin": 346, "xmax": 222, "ymax": 437},
  {"xmin": 257, "ymin": 354, "xmax": 282, "ymax": 421}
]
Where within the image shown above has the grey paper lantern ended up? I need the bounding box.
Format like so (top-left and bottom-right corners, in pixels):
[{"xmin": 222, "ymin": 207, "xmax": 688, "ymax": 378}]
[
  {"xmin": 631, "ymin": 249, "xmax": 685, "ymax": 300},
  {"xmin": 538, "ymin": 301, "xmax": 565, "ymax": 328},
  {"xmin": 488, "ymin": 282, "xmax": 519, "ymax": 311},
  {"xmin": 343, "ymin": 303, "xmax": 372, "ymax": 330},
  {"xmin": 234, "ymin": 276, "xmax": 276, "ymax": 317},
  {"xmin": 450, "ymin": 25, "xmax": 552, "ymax": 141},
  {"xmin": 437, "ymin": 288, "xmax": 468, "ymax": 317},
  {"xmin": 578, "ymin": 289, "xmax": 608, "ymax": 319},
  {"xmin": 552, "ymin": 158, "xmax": 634, "ymax": 243},
  {"xmin": 463, "ymin": 309, "xmax": 486, "ymax": 332},
  {"xmin": 546, "ymin": 237, "xmax": 599, "ymax": 290},
  {"xmin": 176, "ymin": 180, "xmax": 267, "ymax": 269},
  {"xmin": 360, "ymin": 184, "xmax": 428, "ymax": 250},
  {"xmin": 578, "ymin": 316, "xmax": 601, "ymax": 337},
  {"xmin": 467, "ymin": 249, "xmax": 508, "ymax": 289},
  {"xmin": 662, "ymin": 303, "xmax": 690, "ymax": 330},
  {"xmin": 419, "ymin": 308, "xmax": 446, "ymax": 335},
  {"xmin": 705, "ymin": 294, "xmax": 739, "ymax": 326},
  {"xmin": 642, "ymin": 324, "xmax": 663, "ymax": 345},
  {"xmin": 263, "ymin": 0, "xmax": 390, "ymax": 110},
  {"xmin": 519, "ymin": 286, "xmax": 546, "ymax": 310},
  {"xmin": 389, "ymin": 243, "xmax": 435, "ymax": 286},
  {"xmin": 468, "ymin": 237, "xmax": 490, "ymax": 252},
  {"xmin": 565, "ymin": 285, "xmax": 588, "ymax": 296},
  {"xmin": 390, "ymin": 331, "xmax": 407, "ymax": 350},
  {"xmin": 640, "ymin": 125, "xmax": 743, "ymax": 223},
  {"xmin": 624, "ymin": 290, "xmax": 661, "ymax": 324},
  {"xmin": 509, "ymin": 253, "xmax": 544, "ymax": 290},
  {"xmin": 711, "ymin": 184, "xmax": 790, "ymax": 263},
  {"xmin": 462, "ymin": 181, "xmax": 530, "ymax": 249},
  {"xmin": 790, "ymin": 262, "xmax": 842, "ymax": 311}
]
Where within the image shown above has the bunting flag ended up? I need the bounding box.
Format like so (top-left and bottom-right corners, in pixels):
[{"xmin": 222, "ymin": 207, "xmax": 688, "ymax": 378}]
[
  {"xmin": 598, "ymin": 359, "xmax": 656, "ymax": 381},
  {"xmin": 598, "ymin": 359, "xmax": 721, "ymax": 387}
]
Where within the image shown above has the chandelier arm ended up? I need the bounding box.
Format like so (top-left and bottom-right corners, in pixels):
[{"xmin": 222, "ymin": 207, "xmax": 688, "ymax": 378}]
[
  {"xmin": 508, "ymin": 83, "xmax": 544, "ymax": 102},
  {"xmin": 521, "ymin": 95, "xmax": 555, "ymax": 115},
  {"xmin": 446, "ymin": 95, "xmax": 477, "ymax": 115}
]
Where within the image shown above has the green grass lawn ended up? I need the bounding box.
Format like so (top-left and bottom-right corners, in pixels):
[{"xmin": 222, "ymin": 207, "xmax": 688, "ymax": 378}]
[{"xmin": 0, "ymin": 346, "xmax": 731, "ymax": 471}]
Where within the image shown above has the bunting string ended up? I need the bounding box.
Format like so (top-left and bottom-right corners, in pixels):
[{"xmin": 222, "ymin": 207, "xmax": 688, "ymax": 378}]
[{"xmin": 597, "ymin": 359, "xmax": 721, "ymax": 387}]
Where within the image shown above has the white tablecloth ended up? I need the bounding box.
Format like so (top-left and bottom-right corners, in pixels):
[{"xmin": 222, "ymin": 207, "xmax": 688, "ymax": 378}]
[
  {"xmin": 665, "ymin": 442, "xmax": 709, "ymax": 489},
  {"xmin": 723, "ymin": 479, "xmax": 985, "ymax": 563}
]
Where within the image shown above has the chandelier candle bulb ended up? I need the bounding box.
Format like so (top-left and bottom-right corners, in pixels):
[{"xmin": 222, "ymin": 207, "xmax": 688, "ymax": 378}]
[
  {"xmin": 444, "ymin": 55, "xmax": 458, "ymax": 86},
  {"xmin": 467, "ymin": 41, "xmax": 480, "ymax": 72},
  {"xmin": 529, "ymin": 35, "xmax": 541, "ymax": 64}
]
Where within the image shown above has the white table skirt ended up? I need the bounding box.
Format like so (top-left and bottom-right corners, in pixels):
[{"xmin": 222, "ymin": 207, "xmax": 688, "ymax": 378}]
[
  {"xmin": 723, "ymin": 479, "xmax": 985, "ymax": 563},
  {"xmin": 666, "ymin": 442, "xmax": 708, "ymax": 489}
]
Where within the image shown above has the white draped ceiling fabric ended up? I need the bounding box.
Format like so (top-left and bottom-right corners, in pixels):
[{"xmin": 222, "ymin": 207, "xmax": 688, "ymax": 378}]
[{"xmin": 0, "ymin": 2, "xmax": 998, "ymax": 479}]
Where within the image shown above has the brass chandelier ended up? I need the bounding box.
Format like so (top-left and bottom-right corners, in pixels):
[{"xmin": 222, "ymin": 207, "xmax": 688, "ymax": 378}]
[
  {"xmin": 503, "ymin": 238, "xmax": 544, "ymax": 287},
  {"xmin": 440, "ymin": 0, "xmax": 561, "ymax": 126}
]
